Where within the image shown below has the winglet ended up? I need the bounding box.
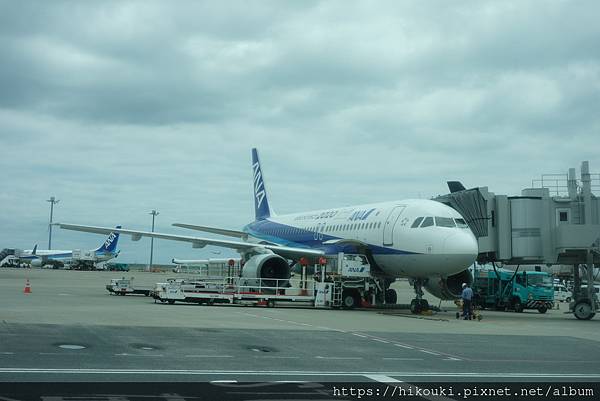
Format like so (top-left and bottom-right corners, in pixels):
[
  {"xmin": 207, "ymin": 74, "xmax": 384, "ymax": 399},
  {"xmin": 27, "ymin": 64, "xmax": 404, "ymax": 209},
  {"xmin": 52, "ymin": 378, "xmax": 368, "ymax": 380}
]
[{"xmin": 252, "ymin": 148, "xmax": 272, "ymax": 220}]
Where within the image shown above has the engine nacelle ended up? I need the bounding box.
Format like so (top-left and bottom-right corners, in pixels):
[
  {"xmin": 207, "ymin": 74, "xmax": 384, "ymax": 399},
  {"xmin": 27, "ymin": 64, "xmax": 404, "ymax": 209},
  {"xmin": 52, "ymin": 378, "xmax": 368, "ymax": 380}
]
[
  {"xmin": 241, "ymin": 254, "xmax": 290, "ymax": 287},
  {"xmin": 30, "ymin": 259, "xmax": 43, "ymax": 268},
  {"xmin": 424, "ymin": 269, "xmax": 473, "ymax": 300}
]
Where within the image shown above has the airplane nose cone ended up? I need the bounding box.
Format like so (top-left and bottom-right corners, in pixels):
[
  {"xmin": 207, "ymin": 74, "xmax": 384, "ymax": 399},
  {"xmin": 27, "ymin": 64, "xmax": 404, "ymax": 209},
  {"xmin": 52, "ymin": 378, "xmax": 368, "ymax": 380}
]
[{"xmin": 443, "ymin": 231, "xmax": 478, "ymax": 268}]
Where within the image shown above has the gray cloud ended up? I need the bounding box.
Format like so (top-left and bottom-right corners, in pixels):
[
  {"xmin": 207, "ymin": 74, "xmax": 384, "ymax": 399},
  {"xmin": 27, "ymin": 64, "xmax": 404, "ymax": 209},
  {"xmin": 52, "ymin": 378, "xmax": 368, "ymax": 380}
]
[{"xmin": 0, "ymin": 0, "xmax": 598, "ymax": 263}]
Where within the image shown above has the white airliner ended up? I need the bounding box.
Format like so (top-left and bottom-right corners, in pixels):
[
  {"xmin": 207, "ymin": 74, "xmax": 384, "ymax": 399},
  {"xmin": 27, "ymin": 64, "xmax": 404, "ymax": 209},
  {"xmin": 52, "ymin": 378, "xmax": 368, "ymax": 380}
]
[
  {"xmin": 59, "ymin": 149, "xmax": 478, "ymax": 312},
  {"xmin": 19, "ymin": 228, "xmax": 121, "ymax": 268}
]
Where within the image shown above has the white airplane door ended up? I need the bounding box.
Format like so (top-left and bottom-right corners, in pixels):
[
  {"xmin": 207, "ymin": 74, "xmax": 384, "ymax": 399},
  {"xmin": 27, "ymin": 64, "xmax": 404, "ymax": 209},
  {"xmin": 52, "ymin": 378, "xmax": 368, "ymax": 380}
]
[{"xmin": 383, "ymin": 206, "xmax": 406, "ymax": 246}]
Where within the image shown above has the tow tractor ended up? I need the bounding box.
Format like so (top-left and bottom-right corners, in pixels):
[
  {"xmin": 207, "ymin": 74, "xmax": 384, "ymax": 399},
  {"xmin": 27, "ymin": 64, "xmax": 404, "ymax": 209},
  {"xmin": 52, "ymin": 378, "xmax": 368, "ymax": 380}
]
[
  {"xmin": 152, "ymin": 253, "xmax": 386, "ymax": 308},
  {"xmin": 106, "ymin": 277, "xmax": 152, "ymax": 296}
]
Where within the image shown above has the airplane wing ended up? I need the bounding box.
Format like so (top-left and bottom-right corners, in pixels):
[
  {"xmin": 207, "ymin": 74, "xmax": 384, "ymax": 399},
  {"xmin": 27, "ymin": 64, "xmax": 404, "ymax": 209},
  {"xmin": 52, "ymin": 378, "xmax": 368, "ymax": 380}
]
[
  {"xmin": 172, "ymin": 223, "xmax": 248, "ymax": 239},
  {"xmin": 58, "ymin": 223, "xmax": 324, "ymax": 260}
]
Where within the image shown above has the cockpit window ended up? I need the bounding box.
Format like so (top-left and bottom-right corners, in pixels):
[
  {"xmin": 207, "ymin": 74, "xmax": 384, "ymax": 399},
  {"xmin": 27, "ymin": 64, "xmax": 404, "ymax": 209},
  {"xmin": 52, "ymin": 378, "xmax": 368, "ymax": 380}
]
[
  {"xmin": 435, "ymin": 217, "xmax": 456, "ymax": 228},
  {"xmin": 411, "ymin": 217, "xmax": 424, "ymax": 228},
  {"xmin": 420, "ymin": 217, "xmax": 434, "ymax": 227},
  {"xmin": 454, "ymin": 218, "xmax": 469, "ymax": 228}
]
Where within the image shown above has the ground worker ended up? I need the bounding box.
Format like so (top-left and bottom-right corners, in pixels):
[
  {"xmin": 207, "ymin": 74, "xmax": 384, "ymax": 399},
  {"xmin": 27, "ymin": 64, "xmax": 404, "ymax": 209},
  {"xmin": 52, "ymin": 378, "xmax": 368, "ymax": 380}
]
[{"xmin": 461, "ymin": 282, "xmax": 473, "ymax": 320}]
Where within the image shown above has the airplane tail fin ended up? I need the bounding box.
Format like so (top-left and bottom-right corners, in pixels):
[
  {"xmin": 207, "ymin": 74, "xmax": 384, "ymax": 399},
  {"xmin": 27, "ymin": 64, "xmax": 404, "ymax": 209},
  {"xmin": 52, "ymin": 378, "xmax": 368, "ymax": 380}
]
[
  {"xmin": 96, "ymin": 226, "xmax": 121, "ymax": 253},
  {"xmin": 32, "ymin": 244, "xmax": 37, "ymax": 255},
  {"xmin": 252, "ymin": 148, "xmax": 272, "ymax": 221}
]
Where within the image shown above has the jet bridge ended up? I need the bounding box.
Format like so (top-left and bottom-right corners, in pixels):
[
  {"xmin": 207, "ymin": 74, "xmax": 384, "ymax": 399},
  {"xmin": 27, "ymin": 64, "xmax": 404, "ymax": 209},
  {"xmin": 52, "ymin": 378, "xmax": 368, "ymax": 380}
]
[{"xmin": 436, "ymin": 161, "xmax": 600, "ymax": 320}]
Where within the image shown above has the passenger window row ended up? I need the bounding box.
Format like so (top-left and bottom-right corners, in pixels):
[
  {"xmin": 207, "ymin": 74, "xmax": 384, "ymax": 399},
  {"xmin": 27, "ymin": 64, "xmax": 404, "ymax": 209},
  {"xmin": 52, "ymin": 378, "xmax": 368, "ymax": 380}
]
[{"xmin": 268, "ymin": 221, "xmax": 384, "ymax": 237}]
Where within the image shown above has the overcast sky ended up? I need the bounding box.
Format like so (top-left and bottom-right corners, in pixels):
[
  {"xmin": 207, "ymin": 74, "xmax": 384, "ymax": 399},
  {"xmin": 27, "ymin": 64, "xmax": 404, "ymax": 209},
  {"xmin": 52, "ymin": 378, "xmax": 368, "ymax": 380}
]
[{"xmin": 1, "ymin": 0, "xmax": 599, "ymax": 264}]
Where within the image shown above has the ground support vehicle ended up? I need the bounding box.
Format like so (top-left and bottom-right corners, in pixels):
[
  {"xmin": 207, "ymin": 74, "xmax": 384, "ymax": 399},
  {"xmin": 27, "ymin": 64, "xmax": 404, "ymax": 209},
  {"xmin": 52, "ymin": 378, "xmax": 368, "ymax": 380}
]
[
  {"xmin": 152, "ymin": 253, "xmax": 384, "ymax": 309},
  {"xmin": 106, "ymin": 277, "xmax": 152, "ymax": 296},
  {"xmin": 104, "ymin": 263, "xmax": 130, "ymax": 271},
  {"xmin": 472, "ymin": 267, "xmax": 554, "ymax": 313},
  {"xmin": 554, "ymin": 283, "xmax": 572, "ymax": 303}
]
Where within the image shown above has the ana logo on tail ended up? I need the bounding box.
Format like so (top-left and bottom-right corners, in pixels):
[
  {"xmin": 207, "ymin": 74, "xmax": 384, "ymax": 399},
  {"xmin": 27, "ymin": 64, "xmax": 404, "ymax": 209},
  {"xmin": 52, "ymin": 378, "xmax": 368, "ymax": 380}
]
[
  {"xmin": 253, "ymin": 161, "xmax": 266, "ymax": 209},
  {"xmin": 104, "ymin": 232, "xmax": 117, "ymax": 249}
]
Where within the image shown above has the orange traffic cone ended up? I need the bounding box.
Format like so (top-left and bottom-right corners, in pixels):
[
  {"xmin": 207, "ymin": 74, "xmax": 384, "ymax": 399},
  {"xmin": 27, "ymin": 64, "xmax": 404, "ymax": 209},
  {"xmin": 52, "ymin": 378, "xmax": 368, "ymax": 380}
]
[{"xmin": 24, "ymin": 279, "xmax": 31, "ymax": 294}]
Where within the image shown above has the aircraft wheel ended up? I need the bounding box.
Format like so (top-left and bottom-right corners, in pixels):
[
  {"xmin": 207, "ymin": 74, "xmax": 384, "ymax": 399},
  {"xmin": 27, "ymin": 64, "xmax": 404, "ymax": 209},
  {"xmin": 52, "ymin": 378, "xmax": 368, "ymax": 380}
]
[
  {"xmin": 574, "ymin": 300, "xmax": 595, "ymax": 320},
  {"xmin": 410, "ymin": 299, "xmax": 422, "ymax": 314}
]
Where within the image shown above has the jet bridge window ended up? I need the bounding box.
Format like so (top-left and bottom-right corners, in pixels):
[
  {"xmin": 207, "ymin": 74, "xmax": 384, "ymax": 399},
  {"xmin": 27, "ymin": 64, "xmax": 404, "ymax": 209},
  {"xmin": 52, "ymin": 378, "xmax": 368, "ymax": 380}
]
[
  {"xmin": 435, "ymin": 217, "xmax": 456, "ymax": 228},
  {"xmin": 411, "ymin": 217, "xmax": 424, "ymax": 228},
  {"xmin": 420, "ymin": 217, "xmax": 434, "ymax": 228}
]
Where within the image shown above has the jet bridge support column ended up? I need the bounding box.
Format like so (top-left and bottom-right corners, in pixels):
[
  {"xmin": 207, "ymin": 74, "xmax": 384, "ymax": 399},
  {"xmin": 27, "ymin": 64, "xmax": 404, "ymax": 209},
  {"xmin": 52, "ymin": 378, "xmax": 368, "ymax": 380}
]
[
  {"xmin": 573, "ymin": 264, "xmax": 581, "ymax": 301},
  {"xmin": 586, "ymin": 251, "xmax": 596, "ymax": 314},
  {"xmin": 572, "ymin": 251, "xmax": 598, "ymax": 320}
]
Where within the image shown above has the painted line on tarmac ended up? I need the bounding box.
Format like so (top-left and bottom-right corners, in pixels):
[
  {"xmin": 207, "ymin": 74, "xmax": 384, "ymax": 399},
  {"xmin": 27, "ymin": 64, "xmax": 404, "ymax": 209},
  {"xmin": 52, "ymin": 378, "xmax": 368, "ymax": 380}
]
[
  {"xmin": 0, "ymin": 352, "xmax": 14, "ymax": 355},
  {"xmin": 383, "ymin": 358, "xmax": 423, "ymax": 361},
  {"xmin": 419, "ymin": 350, "xmax": 441, "ymax": 356},
  {"xmin": 352, "ymin": 333, "xmax": 367, "ymax": 338},
  {"xmin": 362, "ymin": 334, "xmax": 462, "ymax": 360},
  {"xmin": 365, "ymin": 374, "xmax": 402, "ymax": 383},
  {"xmin": 2, "ymin": 368, "xmax": 600, "ymax": 379}
]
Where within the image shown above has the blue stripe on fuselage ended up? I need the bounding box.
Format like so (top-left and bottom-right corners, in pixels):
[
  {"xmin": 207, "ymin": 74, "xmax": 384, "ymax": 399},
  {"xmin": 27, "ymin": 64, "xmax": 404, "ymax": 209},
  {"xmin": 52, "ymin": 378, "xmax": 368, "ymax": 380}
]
[{"xmin": 244, "ymin": 220, "xmax": 418, "ymax": 256}]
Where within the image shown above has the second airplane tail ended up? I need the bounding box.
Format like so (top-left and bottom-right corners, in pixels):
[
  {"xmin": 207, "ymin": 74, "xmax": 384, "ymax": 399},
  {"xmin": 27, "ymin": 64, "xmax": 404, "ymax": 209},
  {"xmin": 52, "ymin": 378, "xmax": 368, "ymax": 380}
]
[{"xmin": 96, "ymin": 226, "xmax": 121, "ymax": 253}]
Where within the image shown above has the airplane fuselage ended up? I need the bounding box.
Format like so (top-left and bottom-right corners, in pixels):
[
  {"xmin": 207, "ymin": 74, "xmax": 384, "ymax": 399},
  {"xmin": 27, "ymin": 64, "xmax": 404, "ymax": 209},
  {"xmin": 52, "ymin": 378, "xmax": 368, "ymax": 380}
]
[
  {"xmin": 244, "ymin": 199, "xmax": 477, "ymax": 279},
  {"xmin": 20, "ymin": 249, "xmax": 117, "ymax": 264}
]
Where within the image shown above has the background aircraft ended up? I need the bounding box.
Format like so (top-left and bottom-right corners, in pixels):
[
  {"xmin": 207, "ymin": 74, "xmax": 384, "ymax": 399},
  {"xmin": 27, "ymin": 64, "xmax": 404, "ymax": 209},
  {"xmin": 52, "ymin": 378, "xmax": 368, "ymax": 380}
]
[{"xmin": 19, "ymin": 227, "xmax": 121, "ymax": 268}]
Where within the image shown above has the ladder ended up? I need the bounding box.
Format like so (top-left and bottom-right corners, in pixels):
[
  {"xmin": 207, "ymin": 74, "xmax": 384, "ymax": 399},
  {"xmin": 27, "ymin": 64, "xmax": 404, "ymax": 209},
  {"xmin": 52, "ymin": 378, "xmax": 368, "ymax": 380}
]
[{"xmin": 332, "ymin": 280, "xmax": 342, "ymax": 307}]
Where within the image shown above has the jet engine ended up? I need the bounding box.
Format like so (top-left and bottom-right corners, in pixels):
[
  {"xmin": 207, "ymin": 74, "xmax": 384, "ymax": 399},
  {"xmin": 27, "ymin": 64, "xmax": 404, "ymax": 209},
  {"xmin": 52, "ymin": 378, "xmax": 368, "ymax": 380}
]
[
  {"xmin": 30, "ymin": 259, "xmax": 43, "ymax": 268},
  {"xmin": 241, "ymin": 254, "xmax": 290, "ymax": 287},
  {"xmin": 424, "ymin": 269, "xmax": 473, "ymax": 300}
]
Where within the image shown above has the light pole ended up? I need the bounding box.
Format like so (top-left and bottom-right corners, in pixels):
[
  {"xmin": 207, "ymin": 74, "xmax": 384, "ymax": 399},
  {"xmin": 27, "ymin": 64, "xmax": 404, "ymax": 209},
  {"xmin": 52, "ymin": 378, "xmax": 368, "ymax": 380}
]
[
  {"xmin": 148, "ymin": 209, "xmax": 159, "ymax": 271},
  {"xmin": 47, "ymin": 196, "xmax": 60, "ymax": 249}
]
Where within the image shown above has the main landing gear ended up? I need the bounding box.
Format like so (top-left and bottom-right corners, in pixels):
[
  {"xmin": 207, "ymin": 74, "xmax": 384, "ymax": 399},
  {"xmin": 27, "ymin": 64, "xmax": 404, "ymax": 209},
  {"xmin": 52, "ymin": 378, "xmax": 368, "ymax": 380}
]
[{"xmin": 410, "ymin": 279, "xmax": 430, "ymax": 314}]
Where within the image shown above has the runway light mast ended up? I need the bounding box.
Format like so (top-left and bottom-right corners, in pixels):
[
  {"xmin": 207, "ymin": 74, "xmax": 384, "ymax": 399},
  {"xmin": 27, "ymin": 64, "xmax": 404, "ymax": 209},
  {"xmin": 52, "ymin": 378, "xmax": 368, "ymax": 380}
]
[
  {"xmin": 47, "ymin": 196, "xmax": 60, "ymax": 249},
  {"xmin": 148, "ymin": 209, "xmax": 159, "ymax": 271}
]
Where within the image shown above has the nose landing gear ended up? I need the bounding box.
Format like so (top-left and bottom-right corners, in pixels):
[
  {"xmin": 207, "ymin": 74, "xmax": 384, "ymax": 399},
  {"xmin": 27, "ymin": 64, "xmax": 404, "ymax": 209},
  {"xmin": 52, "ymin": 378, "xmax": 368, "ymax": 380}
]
[{"xmin": 409, "ymin": 279, "xmax": 430, "ymax": 314}]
